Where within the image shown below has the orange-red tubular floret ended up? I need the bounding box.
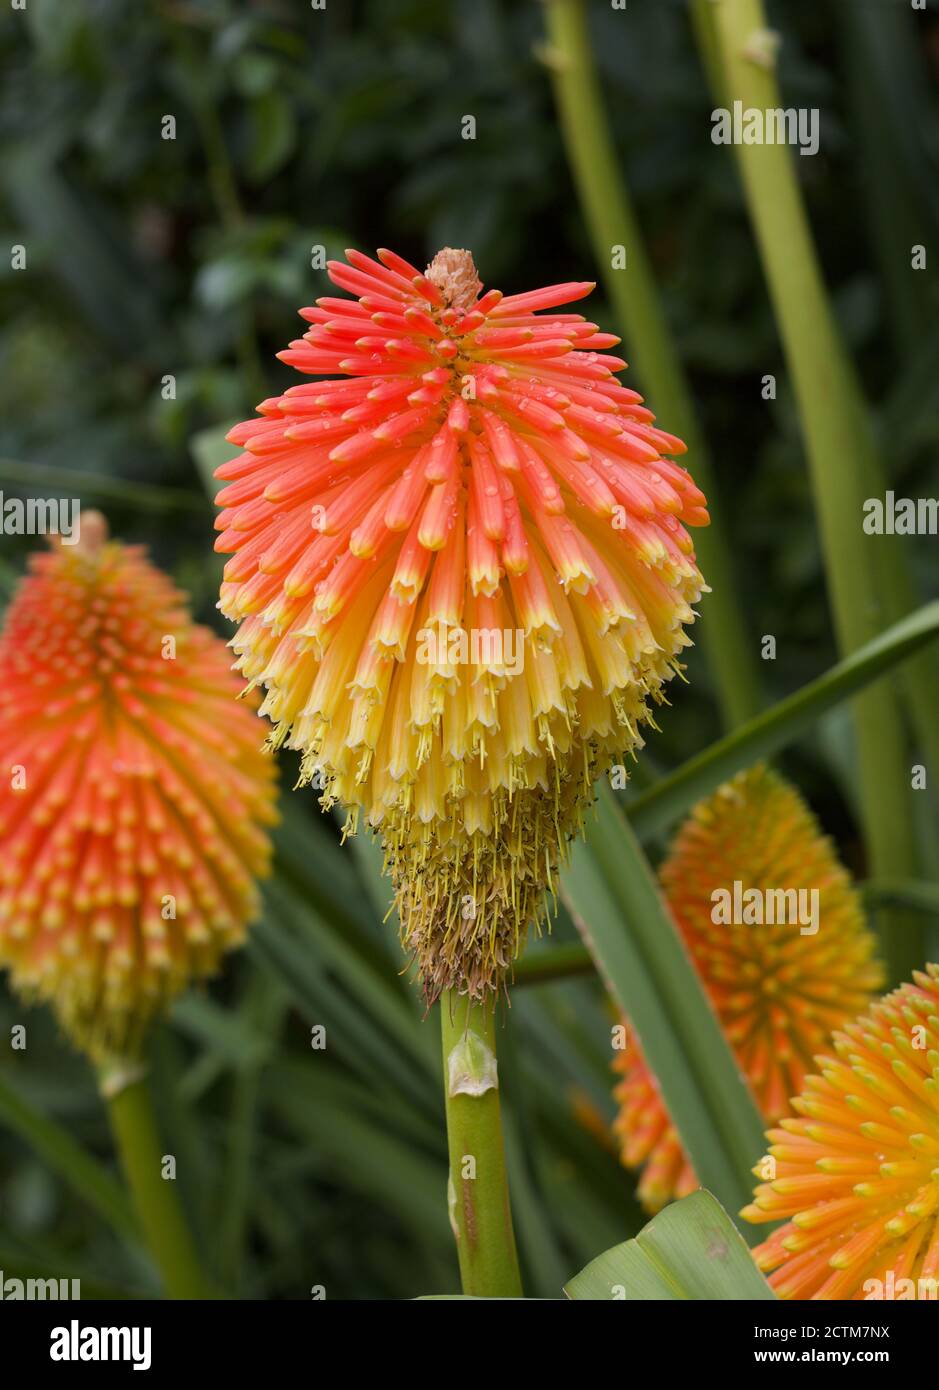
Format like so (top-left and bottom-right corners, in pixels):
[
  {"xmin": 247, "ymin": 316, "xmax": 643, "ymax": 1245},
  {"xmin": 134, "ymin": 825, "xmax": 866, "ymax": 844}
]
[
  {"xmin": 215, "ymin": 247, "xmax": 709, "ymax": 999},
  {"xmin": 0, "ymin": 539, "xmax": 278, "ymax": 1060}
]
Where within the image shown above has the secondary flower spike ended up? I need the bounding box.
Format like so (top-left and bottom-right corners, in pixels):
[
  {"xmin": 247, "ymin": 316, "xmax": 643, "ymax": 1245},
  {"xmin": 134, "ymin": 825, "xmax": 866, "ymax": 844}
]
[
  {"xmin": 743, "ymin": 965, "xmax": 939, "ymax": 1300},
  {"xmin": 215, "ymin": 247, "xmax": 709, "ymax": 999},
  {"xmin": 613, "ymin": 765, "xmax": 883, "ymax": 1212},
  {"xmin": 0, "ymin": 517, "xmax": 278, "ymax": 1060}
]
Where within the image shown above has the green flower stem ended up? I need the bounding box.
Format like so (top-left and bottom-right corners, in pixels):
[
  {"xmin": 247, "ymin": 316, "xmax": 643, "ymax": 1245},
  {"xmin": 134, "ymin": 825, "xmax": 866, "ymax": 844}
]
[
  {"xmin": 543, "ymin": 0, "xmax": 762, "ymax": 730},
  {"xmin": 513, "ymin": 942, "xmax": 595, "ymax": 986},
  {"xmin": 440, "ymin": 990, "xmax": 522, "ymax": 1297},
  {"xmin": 701, "ymin": 0, "xmax": 925, "ymax": 982},
  {"xmin": 100, "ymin": 1064, "xmax": 216, "ymax": 1300}
]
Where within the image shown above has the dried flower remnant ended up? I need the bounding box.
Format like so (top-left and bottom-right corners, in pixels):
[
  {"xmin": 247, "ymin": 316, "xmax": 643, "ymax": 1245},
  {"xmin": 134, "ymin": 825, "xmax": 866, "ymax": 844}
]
[{"xmin": 215, "ymin": 247, "xmax": 709, "ymax": 1001}]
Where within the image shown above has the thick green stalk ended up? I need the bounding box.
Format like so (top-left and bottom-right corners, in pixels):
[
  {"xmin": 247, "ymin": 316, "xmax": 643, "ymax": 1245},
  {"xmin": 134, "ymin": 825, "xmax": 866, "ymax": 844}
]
[
  {"xmin": 101, "ymin": 1064, "xmax": 215, "ymax": 1299},
  {"xmin": 543, "ymin": 0, "xmax": 762, "ymax": 729},
  {"xmin": 841, "ymin": 5, "xmax": 936, "ymax": 363},
  {"xmin": 440, "ymin": 991, "xmax": 521, "ymax": 1297},
  {"xmin": 701, "ymin": 0, "xmax": 924, "ymax": 982}
]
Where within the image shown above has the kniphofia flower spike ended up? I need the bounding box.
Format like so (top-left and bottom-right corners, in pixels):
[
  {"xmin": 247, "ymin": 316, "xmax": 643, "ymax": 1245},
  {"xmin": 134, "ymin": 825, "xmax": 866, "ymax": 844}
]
[
  {"xmin": 215, "ymin": 247, "xmax": 709, "ymax": 1000},
  {"xmin": 0, "ymin": 517, "xmax": 277, "ymax": 1060},
  {"xmin": 744, "ymin": 964, "xmax": 939, "ymax": 1300},
  {"xmin": 614, "ymin": 766, "xmax": 883, "ymax": 1212}
]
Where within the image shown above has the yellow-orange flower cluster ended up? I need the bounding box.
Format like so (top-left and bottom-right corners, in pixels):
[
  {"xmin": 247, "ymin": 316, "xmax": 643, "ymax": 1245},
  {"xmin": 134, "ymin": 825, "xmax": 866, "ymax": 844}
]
[
  {"xmin": 613, "ymin": 765, "xmax": 883, "ymax": 1212},
  {"xmin": 215, "ymin": 246, "xmax": 709, "ymax": 1000},
  {"xmin": 744, "ymin": 964, "xmax": 939, "ymax": 1300},
  {"xmin": 0, "ymin": 520, "xmax": 277, "ymax": 1060}
]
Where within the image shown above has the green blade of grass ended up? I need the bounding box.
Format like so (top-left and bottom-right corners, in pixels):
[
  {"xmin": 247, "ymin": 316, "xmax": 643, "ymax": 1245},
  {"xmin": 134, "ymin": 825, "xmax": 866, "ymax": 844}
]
[
  {"xmin": 217, "ymin": 970, "xmax": 288, "ymax": 1289},
  {"xmin": 697, "ymin": 0, "xmax": 937, "ymax": 981},
  {"xmin": 266, "ymin": 1060, "xmax": 452, "ymax": 1248},
  {"xmin": 0, "ymin": 458, "xmax": 207, "ymax": 512},
  {"xmin": 249, "ymin": 877, "xmax": 438, "ymax": 1115},
  {"xmin": 513, "ymin": 941, "xmax": 596, "ymax": 986},
  {"xmin": 542, "ymin": 0, "xmax": 762, "ymax": 730},
  {"xmin": 562, "ymin": 784, "xmax": 765, "ymax": 1229},
  {"xmin": 0, "ymin": 1242, "xmax": 150, "ymax": 1300},
  {"xmin": 842, "ymin": 2, "xmax": 939, "ymax": 361},
  {"xmin": 862, "ymin": 879, "xmax": 939, "ymax": 920},
  {"xmin": 504, "ymin": 864, "xmax": 939, "ymax": 992},
  {"xmin": 0, "ymin": 1068, "xmax": 138, "ymax": 1244},
  {"xmin": 628, "ymin": 601, "xmax": 939, "ymax": 840}
]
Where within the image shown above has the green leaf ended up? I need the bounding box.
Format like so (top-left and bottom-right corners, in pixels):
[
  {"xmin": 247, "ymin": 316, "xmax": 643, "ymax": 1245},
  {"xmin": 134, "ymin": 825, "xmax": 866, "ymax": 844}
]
[
  {"xmin": 252, "ymin": 874, "xmax": 438, "ymax": 1111},
  {"xmin": 0, "ymin": 457, "xmax": 206, "ymax": 513},
  {"xmin": 862, "ymin": 878, "xmax": 939, "ymax": 919},
  {"xmin": 564, "ymin": 1190, "xmax": 776, "ymax": 1300},
  {"xmin": 628, "ymin": 601, "xmax": 939, "ymax": 840},
  {"xmin": 512, "ymin": 941, "xmax": 595, "ymax": 986},
  {"xmin": 171, "ymin": 993, "xmax": 274, "ymax": 1071},
  {"xmin": 246, "ymin": 91, "xmax": 296, "ymax": 184},
  {"xmin": 701, "ymin": 0, "xmax": 938, "ymax": 984},
  {"xmin": 3, "ymin": 151, "xmax": 166, "ymax": 356},
  {"xmin": 189, "ymin": 423, "xmax": 238, "ymax": 502},
  {"xmin": 0, "ymin": 1241, "xmax": 149, "ymax": 1300},
  {"xmin": 0, "ymin": 1069, "xmax": 138, "ymax": 1244},
  {"xmin": 563, "ymin": 783, "xmax": 765, "ymax": 1225},
  {"xmin": 194, "ymin": 256, "xmax": 257, "ymax": 312},
  {"xmin": 266, "ymin": 1060, "xmax": 451, "ymax": 1243},
  {"xmin": 216, "ymin": 971, "xmax": 287, "ymax": 1288},
  {"xmin": 542, "ymin": 0, "xmax": 762, "ymax": 730}
]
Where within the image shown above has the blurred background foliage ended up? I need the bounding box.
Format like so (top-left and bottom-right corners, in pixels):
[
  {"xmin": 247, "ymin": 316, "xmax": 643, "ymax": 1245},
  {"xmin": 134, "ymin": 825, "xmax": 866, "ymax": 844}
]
[{"xmin": 0, "ymin": 0, "xmax": 938, "ymax": 1298}]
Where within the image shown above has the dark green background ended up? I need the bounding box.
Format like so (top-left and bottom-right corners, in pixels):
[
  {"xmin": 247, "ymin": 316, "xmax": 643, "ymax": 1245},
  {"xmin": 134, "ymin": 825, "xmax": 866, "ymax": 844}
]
[{"xmin": 0, "ymin": 0, "xmax": 937, "ymax": 1298}]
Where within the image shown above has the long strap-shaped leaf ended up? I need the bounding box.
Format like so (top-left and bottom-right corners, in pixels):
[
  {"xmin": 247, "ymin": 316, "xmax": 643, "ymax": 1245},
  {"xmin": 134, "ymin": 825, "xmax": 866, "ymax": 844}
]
[
  {"xmin": 628, "ymin": 600, "xmax": 939, "ymax": 840},
  {"xmin": 0, "ymin": 1070, "xmax": 138, "ymax": 1243},
  {"xmin": 542, "ymin": 0, "xmax": 762, "ymax": 731},
  {"xmin": 565, "ymin": 1190, "xmax": 775, "ymax": 1300},
  {"xmin": 696, "ymin": 0, "xmax": 937, "ymax": 984},
  {"xmin": 562, "ymin": 785, "xmax": 765, "ymax": 1228}
]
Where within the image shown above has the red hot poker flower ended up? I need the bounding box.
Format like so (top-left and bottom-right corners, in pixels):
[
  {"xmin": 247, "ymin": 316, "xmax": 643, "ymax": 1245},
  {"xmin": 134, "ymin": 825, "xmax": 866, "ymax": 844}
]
[
  {"xmin": 0, "ymin": 518, "xmax": 278, "ymax": 1060},
  {"xmin": 215, "ymin": 247, "xmax": 709, "ymax": 1000},
  {"xmin": 614, "ymin": 766, "xmax": 883, "ymax": 1213}
]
